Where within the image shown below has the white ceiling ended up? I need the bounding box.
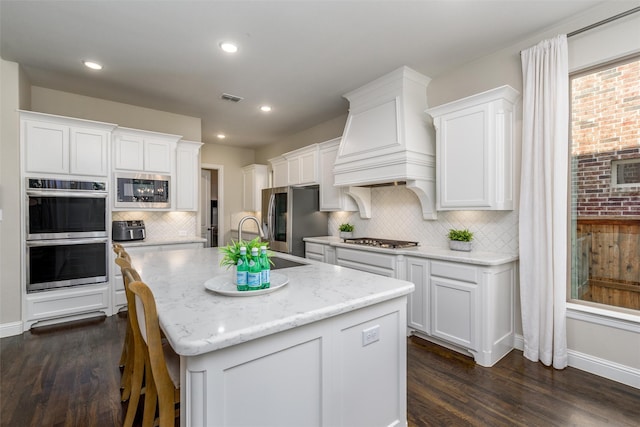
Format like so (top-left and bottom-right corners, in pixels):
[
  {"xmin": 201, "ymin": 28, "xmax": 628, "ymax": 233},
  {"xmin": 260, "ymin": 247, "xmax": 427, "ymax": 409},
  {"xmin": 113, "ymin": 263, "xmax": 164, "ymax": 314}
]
[{"xmin": 0, "ymin": 0, "xmax": 609, "ymax": 147}]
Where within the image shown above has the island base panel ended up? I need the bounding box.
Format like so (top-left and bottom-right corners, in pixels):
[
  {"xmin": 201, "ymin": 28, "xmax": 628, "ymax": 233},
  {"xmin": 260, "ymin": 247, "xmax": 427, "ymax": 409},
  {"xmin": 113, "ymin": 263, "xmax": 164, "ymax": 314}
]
[{"xmin": 182, "ymin": 297, "xmax": 408, "ymax": 427}]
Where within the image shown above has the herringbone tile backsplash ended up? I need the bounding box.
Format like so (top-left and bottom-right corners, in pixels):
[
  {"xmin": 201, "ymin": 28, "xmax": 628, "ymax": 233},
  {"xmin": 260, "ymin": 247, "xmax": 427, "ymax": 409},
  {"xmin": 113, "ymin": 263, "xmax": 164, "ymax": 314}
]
[
  {"xmin": 329, "ymin": 185, "xmax": 519, "ymax": 254},
  {"xmin": 112, "ymin": 211, "xmax": 197, "ymax": 239}
]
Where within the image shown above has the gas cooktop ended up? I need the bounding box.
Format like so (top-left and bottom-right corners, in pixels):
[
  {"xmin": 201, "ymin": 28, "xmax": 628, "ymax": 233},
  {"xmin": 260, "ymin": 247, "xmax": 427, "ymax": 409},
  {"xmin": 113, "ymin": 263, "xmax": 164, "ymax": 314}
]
[{"xmin": 342, "ymin": 237, "xmax": 419, "ymax": 249}]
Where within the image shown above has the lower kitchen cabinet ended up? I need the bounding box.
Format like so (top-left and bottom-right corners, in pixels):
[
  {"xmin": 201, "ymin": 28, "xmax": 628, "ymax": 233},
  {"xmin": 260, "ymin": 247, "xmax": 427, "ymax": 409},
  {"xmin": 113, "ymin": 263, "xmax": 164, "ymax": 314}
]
[
  {"xmin": 305, "ymin": 241, "xmax": 336, "ymax": 264},
  {"xmin": 336, "ymin": 247, "xmax": 399, "ymax": 277},
  {"xmin": 406, "ymin": 256, "xmax": 516, "ymax": 367},
  {"xmin": 405, "ymin": 257, "xmax": 430, "ymax": 333},
  {"xmin": 430, "ymin": 274, "xmax": 479, "ymax": 350},
  {"xmin": 24, "ymin": 284, "xmax": 111, "ymax": 330}
]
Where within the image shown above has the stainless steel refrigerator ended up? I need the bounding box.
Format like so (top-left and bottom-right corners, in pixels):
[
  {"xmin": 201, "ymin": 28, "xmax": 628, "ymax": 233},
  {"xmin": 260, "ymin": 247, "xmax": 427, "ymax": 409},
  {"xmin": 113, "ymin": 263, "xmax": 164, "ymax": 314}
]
[{"xmin": 261, "ymin": 185, "xmax": 328, "ymax": 257}]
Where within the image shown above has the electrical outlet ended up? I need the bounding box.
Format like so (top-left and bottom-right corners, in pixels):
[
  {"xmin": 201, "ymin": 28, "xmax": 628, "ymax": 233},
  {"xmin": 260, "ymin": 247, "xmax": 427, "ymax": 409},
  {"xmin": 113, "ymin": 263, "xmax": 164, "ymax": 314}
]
[
  {"xmin": 362, "ymin": 325, "xmax": 380, "ymax": 346},
  {"xmin": 179, "ymin": 230, "xmax": 187, "ymax": 237}
]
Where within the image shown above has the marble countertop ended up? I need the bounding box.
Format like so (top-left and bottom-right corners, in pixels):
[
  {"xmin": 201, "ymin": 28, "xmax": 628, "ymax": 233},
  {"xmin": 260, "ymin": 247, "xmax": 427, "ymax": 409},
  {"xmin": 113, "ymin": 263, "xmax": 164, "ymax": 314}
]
[
  {"xmin": 130, "ymin": 247, "xmax": 414, "ymax": 356},
  {"xmin": 116, "ymin": 236, "xmax": 207, "ymax": 248},
  {"xmin": 303, "ymin": 236, "xmax": 518, "ymax": 266}
]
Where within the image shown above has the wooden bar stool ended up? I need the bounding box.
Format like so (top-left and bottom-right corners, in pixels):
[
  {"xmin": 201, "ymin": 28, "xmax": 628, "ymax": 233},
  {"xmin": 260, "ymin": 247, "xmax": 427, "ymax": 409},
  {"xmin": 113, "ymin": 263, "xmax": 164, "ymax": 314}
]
[{"xmin": 129, "ymin": 279, "xmax": 180, "ymax": 427}]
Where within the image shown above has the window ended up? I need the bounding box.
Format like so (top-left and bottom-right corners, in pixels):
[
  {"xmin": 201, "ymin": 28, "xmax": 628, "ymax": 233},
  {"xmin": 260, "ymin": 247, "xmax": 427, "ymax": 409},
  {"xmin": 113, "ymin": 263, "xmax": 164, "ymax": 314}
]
[
  {"xmin": 612, "ymin": 158, "xmax": 640, "ymax": 187},
  {"xmin": 569, "ymin": 55, "xmax": 640, "ymax": 313}
]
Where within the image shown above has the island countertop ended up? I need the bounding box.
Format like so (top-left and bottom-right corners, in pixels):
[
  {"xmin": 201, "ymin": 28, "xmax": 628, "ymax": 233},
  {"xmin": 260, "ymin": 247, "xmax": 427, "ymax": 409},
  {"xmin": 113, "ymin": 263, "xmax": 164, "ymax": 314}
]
[{"xmin": 130, "ymin": 247, "xmax": 414, "ymax": 356}]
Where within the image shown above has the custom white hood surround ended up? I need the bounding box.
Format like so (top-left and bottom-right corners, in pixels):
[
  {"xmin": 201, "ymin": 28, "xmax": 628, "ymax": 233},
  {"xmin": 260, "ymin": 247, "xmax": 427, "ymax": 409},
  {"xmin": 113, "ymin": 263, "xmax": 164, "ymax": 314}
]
[{"xmin": 333, "ymin": 66, "xmax": 437, "ymax": 219}]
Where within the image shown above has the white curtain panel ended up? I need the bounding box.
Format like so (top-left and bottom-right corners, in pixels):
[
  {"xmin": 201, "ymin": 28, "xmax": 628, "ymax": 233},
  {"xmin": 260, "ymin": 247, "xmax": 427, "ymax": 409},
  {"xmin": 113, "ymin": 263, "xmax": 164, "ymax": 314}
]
[{"xmin": 519, "ymin": 34, "xmax": 569, "ymax": 369}]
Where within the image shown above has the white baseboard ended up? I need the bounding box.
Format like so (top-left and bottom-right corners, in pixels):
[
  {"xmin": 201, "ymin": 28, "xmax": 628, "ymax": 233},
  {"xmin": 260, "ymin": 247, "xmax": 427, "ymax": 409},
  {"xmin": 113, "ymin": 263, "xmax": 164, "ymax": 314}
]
[
  {"xmin": 568, "ymin": 349, "xmax": 640, "ymax": 389},
  {"xmin": 0, "ymin": 321, "xmax": 23, "ymax": 338},
  {"xmin": 513, "ymin": 333, "xmax": 639, "ymax": 389},
  {"xmin": 514, "ymin": 333, "xmax": 524, "ymax": 351}
]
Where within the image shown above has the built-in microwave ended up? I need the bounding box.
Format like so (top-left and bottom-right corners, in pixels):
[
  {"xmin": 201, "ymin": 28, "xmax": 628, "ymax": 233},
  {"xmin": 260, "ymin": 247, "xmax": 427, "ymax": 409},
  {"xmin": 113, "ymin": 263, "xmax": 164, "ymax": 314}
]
[{"xmin": 114, "ymin": 173, "xmax": 171, "ymax": 209}]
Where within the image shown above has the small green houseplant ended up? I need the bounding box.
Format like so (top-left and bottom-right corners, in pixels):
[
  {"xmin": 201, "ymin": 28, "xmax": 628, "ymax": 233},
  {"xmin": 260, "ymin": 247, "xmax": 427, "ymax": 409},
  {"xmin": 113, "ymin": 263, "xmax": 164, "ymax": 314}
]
[
  {"xmin": 448, "ymin": 228, "xmax": 474, "ymax": 252},
  {"xmin": 219, "ymin": 237, "xmax": 271, "ymax": 269},
  {"xmin": 339, "ymin": 223, "xmax": 354, "ymax": 240}
]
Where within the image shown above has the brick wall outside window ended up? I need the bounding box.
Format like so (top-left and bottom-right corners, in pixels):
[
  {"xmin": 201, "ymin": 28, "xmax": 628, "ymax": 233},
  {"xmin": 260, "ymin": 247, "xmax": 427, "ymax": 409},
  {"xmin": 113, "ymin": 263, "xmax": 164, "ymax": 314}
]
[{"xmin": 571, "ymin": 59, "xmax": 640, "ymax": 217}]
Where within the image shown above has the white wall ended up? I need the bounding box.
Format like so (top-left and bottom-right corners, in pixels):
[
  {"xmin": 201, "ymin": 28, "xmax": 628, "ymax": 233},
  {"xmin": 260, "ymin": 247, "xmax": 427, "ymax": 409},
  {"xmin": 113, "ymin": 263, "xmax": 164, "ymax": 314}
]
[
  {"xmin": 0, "ymin": 60, "xmax": 25, "ymax": 332},
  {"xmin": 31, "ymin": 86, "xmax": 201, "ymax": 141},
  {"xmin": 201, "ymin": 143, "xmax": 256, "ymax": 244}
]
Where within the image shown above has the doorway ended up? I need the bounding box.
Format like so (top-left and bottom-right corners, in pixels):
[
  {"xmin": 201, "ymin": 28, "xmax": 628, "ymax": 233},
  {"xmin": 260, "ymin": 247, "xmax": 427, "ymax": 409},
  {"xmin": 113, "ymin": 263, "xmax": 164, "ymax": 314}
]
[{"xmin": 200, "ymin": 164, "xmax": 224, "ymax": 248}]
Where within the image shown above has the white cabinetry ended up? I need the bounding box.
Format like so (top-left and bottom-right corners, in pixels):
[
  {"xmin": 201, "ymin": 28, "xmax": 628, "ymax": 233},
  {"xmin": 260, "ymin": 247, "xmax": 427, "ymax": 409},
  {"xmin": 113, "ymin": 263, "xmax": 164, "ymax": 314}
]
[
  {"xmin": 426, "ymin": 85, "xmax": 519, "ymax": 211},
  {"xmin": 335, "ymin": 247, "xmax": 399, "ymax": 277},
  {"xmin": 430, "ymin": 261, "xmax": 479, "ymax": 351},
  {"xmin": 269, "ymin": 144, "xmax": 319, "ymax": 187},
  {"xmin": 405, "ymin": 257, "xmax": 429, "ymax": 333},
  {"xmin": 24, "ymin": 284, "xmax": 111, "ymax": 329},
  {"xmin": 185, "ymin": 297, "xmax": 407, "ymax": 427},
  {"xmin": 176, "ymin": 140, "xmax": 203, "ymax": 211},
  {"xmin": 113, "ymin": 127, "xmax": 180, "ymax": 174},
  {"xmin": 305, "ymin": 241, "xmax": 336, "ymax": 264},
  {"xmin": 21, "ymin": 111, "xmax": 115, "ymax": 177},
  {"xmin": 241, "ymin": 164, "xmax": 268, "ymax": 212},
  {"xmin": 270, "ymin": 157, "xmax": 288, "ymax": 188},
  {"xmin": 405, "ymin": 258, "xmax": 516, "ymax": 367},
  {"xmin": 318, "ymin": 138, "xmax": 357, "ymax": 212}
]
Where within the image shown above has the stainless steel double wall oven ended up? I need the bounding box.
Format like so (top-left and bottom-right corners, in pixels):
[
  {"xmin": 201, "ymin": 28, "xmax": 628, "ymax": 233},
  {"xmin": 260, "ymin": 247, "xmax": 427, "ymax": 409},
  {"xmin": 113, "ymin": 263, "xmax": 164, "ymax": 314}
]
[{"xmin": 25, "ymin": 178, "xmax": 109, "ymax": 293}]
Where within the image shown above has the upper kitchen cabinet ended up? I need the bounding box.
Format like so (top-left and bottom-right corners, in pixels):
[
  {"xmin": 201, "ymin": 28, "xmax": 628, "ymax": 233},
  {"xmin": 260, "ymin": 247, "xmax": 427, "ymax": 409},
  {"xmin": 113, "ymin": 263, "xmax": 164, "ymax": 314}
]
[
  {"xmin": 176, "ymin": 140, "xmax": 203, "ymax": 211},
  {"xmin": 318, "ymin": 138, "xmax": 357, "ymax": 212},
  {"xmin": 426, "ymin": 85, "xmax": 520, "ymax": 211},
  {"xmin": 270, "ymin": 157, "xmax": 288, "ymax": 188},
  {"xmin": 113, "ymin": 127, "xmax": 181, "ymax": 174},
  {"xmin": 242, "ymin": 164, "xmax": 268, "ymax": 212},
  {"xmin": 21, "ymin": 111, "xmax": 116, "ymax": 177},
  {"xmin": 269, "ymin": 144, "xmax": 320, "ymax": 187}
]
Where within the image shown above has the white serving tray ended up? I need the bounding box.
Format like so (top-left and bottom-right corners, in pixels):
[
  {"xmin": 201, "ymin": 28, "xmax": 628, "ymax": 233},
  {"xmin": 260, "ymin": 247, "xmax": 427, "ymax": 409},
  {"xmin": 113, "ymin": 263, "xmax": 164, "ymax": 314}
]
[{"xmin": 204, "ymin": 272, "xmax": 288, "ymax": 296}]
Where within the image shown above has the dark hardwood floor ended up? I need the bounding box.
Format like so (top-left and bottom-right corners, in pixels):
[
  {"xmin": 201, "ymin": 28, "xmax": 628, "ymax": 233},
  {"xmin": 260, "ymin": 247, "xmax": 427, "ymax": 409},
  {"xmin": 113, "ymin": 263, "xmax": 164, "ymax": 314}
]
[{"xmin": 2, "ymin": 314, "xmax": 639, "ymax": 426}]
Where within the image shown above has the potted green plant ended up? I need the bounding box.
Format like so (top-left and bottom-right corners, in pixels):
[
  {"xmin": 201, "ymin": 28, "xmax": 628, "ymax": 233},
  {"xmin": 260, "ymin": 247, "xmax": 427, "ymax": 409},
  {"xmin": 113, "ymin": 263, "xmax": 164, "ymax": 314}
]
[
  {"xmin": 220, "ymin": 237, "xmax": 272, "ymax": 279},
  {"xmin": 339, "ymin": 223, "xmax": 354, "ymax": 240},
  {"xmin": 448, "ymin": 228, "xmax": 474, "ymax": 252}
]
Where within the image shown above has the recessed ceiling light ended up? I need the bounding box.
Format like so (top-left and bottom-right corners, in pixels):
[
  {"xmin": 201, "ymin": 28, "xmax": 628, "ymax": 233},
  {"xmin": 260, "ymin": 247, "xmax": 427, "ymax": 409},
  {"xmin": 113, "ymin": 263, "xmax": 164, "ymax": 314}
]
[
  {"xmin": 217, "ymin": 134, "xmax": 226, "ymax": 139},
  {"xmin": 260, "ymin": 105, "xmax": 272, "ymax": 112},
  {"xmin": 219, "ymin": 42, "xmax": 238, "ymax": 53},
  {"xmin": 83, "ymin": 60, "xmax": 103, "ymax": 70}
]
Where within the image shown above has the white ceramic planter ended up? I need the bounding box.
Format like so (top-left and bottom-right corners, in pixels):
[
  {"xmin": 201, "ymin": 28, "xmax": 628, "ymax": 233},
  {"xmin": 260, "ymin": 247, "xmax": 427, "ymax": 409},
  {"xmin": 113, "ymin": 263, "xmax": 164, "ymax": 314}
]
[
  {"xmin": 339, "ymin": 231, "xmax": 354, "ymax": 240},
  {"xmin": 449, "ymin": 240, "xmax": 473, "ymax": 252}
]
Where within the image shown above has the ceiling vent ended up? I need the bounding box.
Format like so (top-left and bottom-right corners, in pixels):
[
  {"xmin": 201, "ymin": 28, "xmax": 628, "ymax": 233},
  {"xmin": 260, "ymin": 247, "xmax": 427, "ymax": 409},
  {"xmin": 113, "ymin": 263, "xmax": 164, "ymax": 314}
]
[{"xmin": 221, "ymin": 93, "xmax": 244, "ymax": 103}]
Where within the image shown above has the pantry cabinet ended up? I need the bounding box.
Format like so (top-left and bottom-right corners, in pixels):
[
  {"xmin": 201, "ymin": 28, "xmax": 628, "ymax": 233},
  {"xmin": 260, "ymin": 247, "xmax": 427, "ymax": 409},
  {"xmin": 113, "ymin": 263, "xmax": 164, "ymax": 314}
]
[
  {"xmin": 426, "ymin": 85, "xmax": 519, "ymax": 211},
  {"xmin": 242, "ymin": 164, "xmax": 268, "ymax": 212},
  {"xmin": 21, "ymin": 111, "xmax": 115, "ymax": 177},
  {"xmin": 176, "ymin": 140, "xmax": 203, "ymax": 211},
  {"xmin": 113, "ymin": 127, "xmax": 180, "ymax": 174},
  {"xmin": 318, "ymin": 138, "xmax": 358, "ymax": 212}
]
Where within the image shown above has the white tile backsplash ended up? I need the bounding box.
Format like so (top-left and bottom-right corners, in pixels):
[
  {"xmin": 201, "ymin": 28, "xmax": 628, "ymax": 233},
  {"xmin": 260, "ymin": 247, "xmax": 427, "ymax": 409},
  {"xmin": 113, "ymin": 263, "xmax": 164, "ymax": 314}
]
[
  {"xmin": 329, "ymin": 185, "xmax": 519, "ymax": 254},
  {"xmin": 112, "ymin": 211, "xmax": 197, "ymax": 239}
]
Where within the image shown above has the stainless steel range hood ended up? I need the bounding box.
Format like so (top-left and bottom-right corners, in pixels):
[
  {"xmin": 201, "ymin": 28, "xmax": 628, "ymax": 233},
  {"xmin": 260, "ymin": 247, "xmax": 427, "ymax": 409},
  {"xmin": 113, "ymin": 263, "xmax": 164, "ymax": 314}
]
[{"xmin": 333, "ymin": 66, "xmax": 437, "ymax": 220}]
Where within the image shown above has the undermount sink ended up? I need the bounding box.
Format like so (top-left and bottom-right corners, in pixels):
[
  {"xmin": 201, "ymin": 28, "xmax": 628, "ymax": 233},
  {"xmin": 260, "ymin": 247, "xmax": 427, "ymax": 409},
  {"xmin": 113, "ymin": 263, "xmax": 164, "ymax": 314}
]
[{"xmin": 269, "ymin": 256, "xmax": 307, "ymax": 270}]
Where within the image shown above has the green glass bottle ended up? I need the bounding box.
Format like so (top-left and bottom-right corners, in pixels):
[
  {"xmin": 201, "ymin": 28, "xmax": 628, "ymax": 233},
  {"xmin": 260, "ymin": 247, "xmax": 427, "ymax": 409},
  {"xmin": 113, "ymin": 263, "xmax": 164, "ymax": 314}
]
[
  {"xmin": 260, "ymin": 245, "xmax": 270, "ymax": 289},
  {"xmin": 247, "ymin": 247, "xmax": 262, "ymax": 290},
  {"xmin": 236, "ymin": 246, "xmax": 248, "ymax": 291}
]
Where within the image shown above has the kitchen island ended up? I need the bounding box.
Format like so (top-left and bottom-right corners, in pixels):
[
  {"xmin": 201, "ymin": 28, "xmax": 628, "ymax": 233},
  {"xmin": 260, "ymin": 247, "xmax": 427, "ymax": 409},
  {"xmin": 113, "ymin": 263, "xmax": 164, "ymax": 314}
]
[{"xmin": 130, "ymin": 247, "xmax": 414, "ymax": 427}]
